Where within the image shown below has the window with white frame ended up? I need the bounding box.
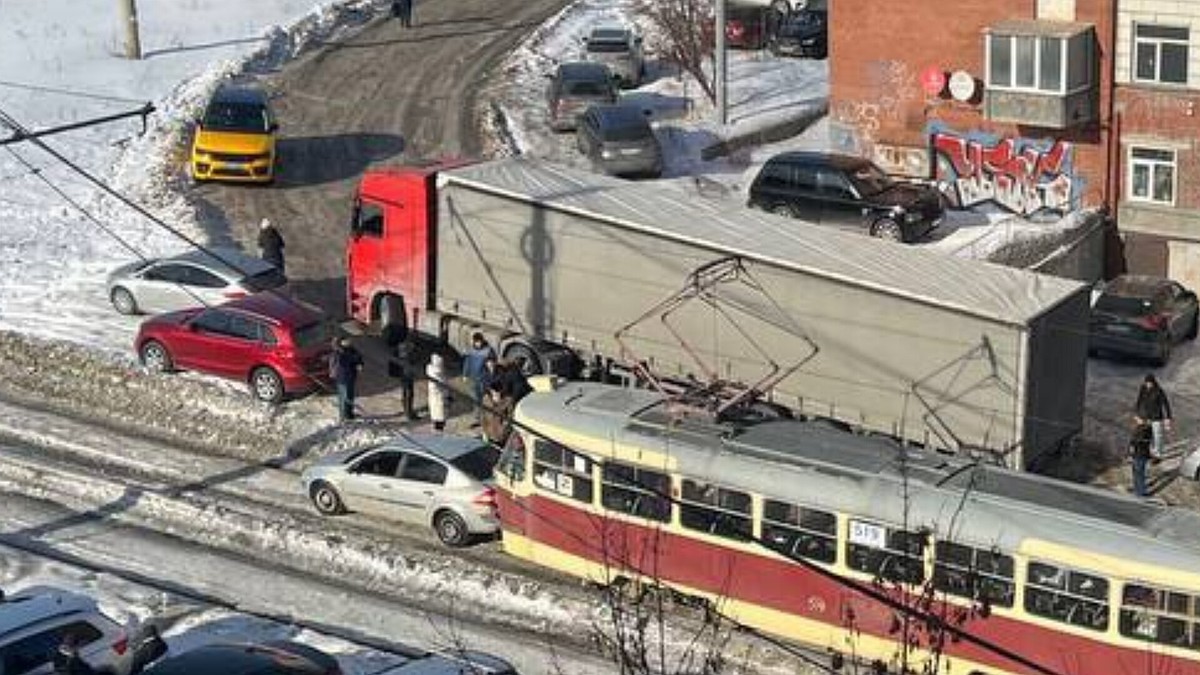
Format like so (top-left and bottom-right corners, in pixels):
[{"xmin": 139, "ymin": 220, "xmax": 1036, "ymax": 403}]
[
  {"xmin": 1134, "ymin": 24, "xmax": 1190, "ymax": 85},
  {"xmin": 1129, "ymin": 147, "xmax": 1177, "ymax": 205},
  {"xmin": 987, "ymin": 30, "xmax": 1094, "ymax": 94}
]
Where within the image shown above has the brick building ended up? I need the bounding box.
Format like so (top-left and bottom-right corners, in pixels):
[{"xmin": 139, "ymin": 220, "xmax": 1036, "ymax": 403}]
[
  {"xmin": 1114, "ymin": 3, "xmax": 1200, "ymax": 288},
  {"xmin": 828, "ymin": 0, "xmax": 1116, "ymax": 220}
]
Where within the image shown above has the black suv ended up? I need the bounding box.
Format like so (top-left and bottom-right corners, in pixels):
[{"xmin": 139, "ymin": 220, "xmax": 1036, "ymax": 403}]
[{"xmin": 747, "ymin": 151, "xmax": 944, "ymax": 243}]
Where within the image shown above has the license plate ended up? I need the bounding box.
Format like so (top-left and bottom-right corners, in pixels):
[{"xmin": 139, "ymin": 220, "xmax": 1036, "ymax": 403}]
[
  {"xmin": 226, "ymin": 162, "xmax": 246, "ymax": 170},
  {"xmin": 1106, "ymin": 324, "xmax": 1132, "ymax": 334},
  {"xmin": 619, "ymin": 148, "xmax": 642, "ymax": 156}
]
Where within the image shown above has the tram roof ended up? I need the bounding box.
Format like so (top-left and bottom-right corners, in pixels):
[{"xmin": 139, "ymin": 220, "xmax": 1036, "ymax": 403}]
[{"xmin": 516, "ymin": 382, "xmax": 1200, "ymax": 572}]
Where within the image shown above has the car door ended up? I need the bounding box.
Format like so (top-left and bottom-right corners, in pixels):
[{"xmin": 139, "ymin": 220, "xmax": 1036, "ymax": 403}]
[
  {"xmin": 179, "ymin": 308, "xmax": 242, "ymax": 375},
  {"xmin": 138, "ymin": 263, "xmax": 196, "ymax": 313},
  {"xmin": 338, "ymin": 450, "xmax": 403, "ymax": 517},
  {"xmin": 816, "ymin": 167, "xmax": 866, "ymax": 230},
  {"xmin": 393, "ymin": 451, "xmax": 450, "ymax": 522}
]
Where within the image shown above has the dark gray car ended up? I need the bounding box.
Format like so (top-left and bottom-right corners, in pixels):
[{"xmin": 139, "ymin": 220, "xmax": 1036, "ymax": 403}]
[
  {"xmin": 575, "ymin": 104, "xmax": 661, "ymax": 178},
  {"xmin": 548, "ymin": 61, "xmax": 618, "ymax": 132}
]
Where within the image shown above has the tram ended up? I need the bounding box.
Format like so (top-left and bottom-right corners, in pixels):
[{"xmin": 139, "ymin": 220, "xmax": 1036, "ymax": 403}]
[{"xmin": 492, "ymin": 379, "xmax": 1200, "ymax": 674}]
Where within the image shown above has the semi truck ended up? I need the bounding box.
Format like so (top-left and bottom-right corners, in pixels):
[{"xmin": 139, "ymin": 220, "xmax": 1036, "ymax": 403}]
[{"xmin": 345, "ymin": 157, "xmax": 1091, "ymax": 470}]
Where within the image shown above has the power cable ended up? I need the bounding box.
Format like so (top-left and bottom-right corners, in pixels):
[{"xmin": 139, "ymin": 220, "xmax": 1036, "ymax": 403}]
[{"xmin": 0, "ymin": 79, "xmax": 148, "ymax": 105}]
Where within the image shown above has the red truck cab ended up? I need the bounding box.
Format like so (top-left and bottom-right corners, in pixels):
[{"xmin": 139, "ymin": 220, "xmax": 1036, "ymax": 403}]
[{"xmin": 346, "ymin": 161, "xmax": 467, "ymax": 336}]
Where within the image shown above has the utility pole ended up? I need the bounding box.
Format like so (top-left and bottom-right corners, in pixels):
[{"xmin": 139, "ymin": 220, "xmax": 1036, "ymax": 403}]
[
  {"xmin": 118, "ymin": 0, "xmax": 142, "ymax": 60},
  {"xmin": 715, "ymin": 0, "xmax": 728, "ymax": 126}
]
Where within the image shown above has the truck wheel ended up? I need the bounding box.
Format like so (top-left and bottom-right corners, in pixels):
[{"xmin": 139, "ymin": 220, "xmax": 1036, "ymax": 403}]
[
  {"xmin": 504, "ymin": 342, "xmax": 544, "ymax": 377},
  {"xmin": 378, "ymin": 294, "xmax": 407, "ymax": 347}
]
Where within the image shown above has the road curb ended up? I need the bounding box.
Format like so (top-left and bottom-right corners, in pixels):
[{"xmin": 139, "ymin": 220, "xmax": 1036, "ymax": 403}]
[{"xmin": 699, "ymin": 101, "xmax": 828, "ymax": 162}]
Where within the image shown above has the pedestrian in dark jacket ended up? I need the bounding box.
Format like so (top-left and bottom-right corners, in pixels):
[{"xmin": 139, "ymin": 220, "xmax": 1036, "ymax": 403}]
[
  {"xmin": 53, "ymin": 634, "xmax": 100, "ymax": 675},
  {"xmin": 1129, "ymin": 422, "xmax": 1154, "ymax": 497},
  {"xmin": 390, "ymin": 337, "xmax": 419, "ymax": 421},
  {"xmin": 1134, "ymin": 373, "xmax": 1172, "ymax": 458},
  {"xmin": 257, "ymin": 218, "xmax": 285, "ymax": 275},
  {"xmin": 392, "ymin": 0, "xmax": 413, "ymax": 26},
  {"xmin": 331, "ymin": 337, "xmax": 363, "ymax": 422}
]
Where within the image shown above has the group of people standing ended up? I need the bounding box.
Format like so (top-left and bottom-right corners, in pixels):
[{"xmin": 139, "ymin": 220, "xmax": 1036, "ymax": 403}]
[{"xmin": 327, "ymin": 331, "xmax": 529, "ymax": 440}]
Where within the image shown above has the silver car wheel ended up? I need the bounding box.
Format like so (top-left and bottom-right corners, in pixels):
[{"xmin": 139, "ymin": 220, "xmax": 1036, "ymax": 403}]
[
  {"xmin": 110, "ymin": 286, "xmax": 137, "ymax": 315},
  {"xmin": 434, "ymin": 510, "xmax": 469, "ymax": 547},
  {"xmin": 311, "ymin": 482, "xmax": 345, "ymax": 515},
  {"xmin": 251, "ymin": 367, "xmax": 284, "ymax": 404}
]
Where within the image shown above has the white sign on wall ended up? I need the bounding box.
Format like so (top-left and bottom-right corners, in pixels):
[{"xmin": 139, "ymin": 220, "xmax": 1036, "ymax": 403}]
[{"xmin": 949, "ymin": 71, "xmax": 977, "ymax": 102}]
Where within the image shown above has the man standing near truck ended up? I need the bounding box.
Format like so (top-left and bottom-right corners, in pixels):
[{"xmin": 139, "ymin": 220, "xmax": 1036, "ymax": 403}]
[{"xmin": 462, "ymin": 332, "xmax": 495, "ymax": 425}]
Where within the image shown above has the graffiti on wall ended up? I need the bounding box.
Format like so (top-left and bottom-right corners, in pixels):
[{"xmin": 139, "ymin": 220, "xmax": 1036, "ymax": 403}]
[
  {"xmin": 930, "ymin": 128, "xmax": 1079, "ymax": 215},
  {"xmin": 832, "ymin": 60, "xmax": 919, "ymax": 153}
]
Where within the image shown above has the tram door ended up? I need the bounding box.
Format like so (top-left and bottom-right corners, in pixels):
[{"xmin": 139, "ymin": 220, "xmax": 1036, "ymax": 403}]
[{"xmin": 494, "ymin": 430, "xmax": 534, "ymax": 557}]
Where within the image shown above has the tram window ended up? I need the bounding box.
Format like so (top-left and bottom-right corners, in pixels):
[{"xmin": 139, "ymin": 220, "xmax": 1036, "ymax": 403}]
[
  {"xmin": 762, "ymin": 499, "xmax": 836, "ymax": 564},
  {"xmin": 532, "ymin": 440, "xmax": 594, "ymax": 503},
  {"xmin": 1024, "ymin": 561, "xmax": 1110, "ymax": 631},
  {"xmin": 679, "ymin": 479, "xmax": 752, "ymax": 541},
  {"xmin": 601, "ymin": 462, "xmax": 671, "ymax": 522},
  {"xmin": 497, "ymin": 432, "xmax": 527, "ymax": 482},
  {"xmin": 846, "ymin": 520, "xmax": 925, "ymax": 584},
  {"xmin": 1119, "ymin": 583, "xmax": 1200, "ymax": 650},
  {"xmin": 932, "ymin": 542, "xmax": 1014, "ymax": 608}
]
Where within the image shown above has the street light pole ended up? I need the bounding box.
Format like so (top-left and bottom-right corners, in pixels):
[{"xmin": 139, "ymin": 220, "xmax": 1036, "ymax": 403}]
[
  {"xmin": 118, "ymin": 0, "xmax": 142, "ymax": 60},
  {"xmin": 715, "ymin": 0, "xmax": 728, "ymax": 125}
]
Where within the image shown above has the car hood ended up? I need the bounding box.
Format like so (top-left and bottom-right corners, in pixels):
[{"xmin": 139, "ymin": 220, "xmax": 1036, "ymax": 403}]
[
  {"xmin": 194, "ymin": 129, "xmax": 273, "ymax": 154},
  {"xmin": 107, "ymin": 259, "xmax": 152, "ymax": 283},
  {"xmin": 870, "ymin": 183, "xmax": 940, "ymax": 210}
]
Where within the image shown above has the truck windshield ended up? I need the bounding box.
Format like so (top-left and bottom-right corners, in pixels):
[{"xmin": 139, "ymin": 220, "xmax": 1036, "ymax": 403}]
[{"xmin": 202, "ymin": 102, "xmax": 270, "ymax": 133}]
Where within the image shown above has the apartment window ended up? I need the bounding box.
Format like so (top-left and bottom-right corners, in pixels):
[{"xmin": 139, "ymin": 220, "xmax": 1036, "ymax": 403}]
[
  {"xmin": 989, "ymin": 34, "xmax": 1080, "ymax": 93},
  {"xmin": 1129, "ymin": 147, "xmax": 1176, "ymax": 205},
  {"xmin": 1134, "ymin": 24, "xmax": 1190, "ymax": 85}
]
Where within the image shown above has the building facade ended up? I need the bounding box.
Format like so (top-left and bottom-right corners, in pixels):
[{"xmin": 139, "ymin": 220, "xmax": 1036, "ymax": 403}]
[
  {"xmin": 1114, "ymin": 2, "xmax": 1200, "ymax": 288},
  {"xmin": 829, "ymin": 0, "xmax": 1116, "ymax": 220}
]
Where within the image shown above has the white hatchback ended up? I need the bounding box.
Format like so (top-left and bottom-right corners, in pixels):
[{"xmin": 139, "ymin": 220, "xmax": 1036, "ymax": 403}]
[{"xmin": 0, "ymin": 586, "xmax": 163, "ymax": 675}]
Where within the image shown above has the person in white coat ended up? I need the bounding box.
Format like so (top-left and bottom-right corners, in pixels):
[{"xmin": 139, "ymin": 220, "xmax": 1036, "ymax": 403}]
[{"xmin": 426, "ymin": 353, "xmax": 448, "ymax": 431}]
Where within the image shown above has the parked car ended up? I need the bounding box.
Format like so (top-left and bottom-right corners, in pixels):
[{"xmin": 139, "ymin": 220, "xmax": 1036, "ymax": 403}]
[
  {"xmin": 302, "ymin": 434, "xmax": 501, "ymax": 547},
  {"xmin": 1088, "ymin": 275, "xmax": 1198, "ymax": 365},
  {"xmin": 0, "ymin": 586, "xmax": 166, "ymax": 675},
  {"xmin": 575, "ymin": 104, "xmax": 662, "ymax": 178},
  {"xmin": 747, "ymin": 151, "xmax": 944, "ymax": 242},
  {"xmin": 190, "ymin": 84, "xmax": 278, "ymax": 183},
  {"xmin": 548, "ymin": 62, "xmax": 618, "ymax": 132},
  {"xmin": 767, "ymin": 8, "xmax": 827, "ymax": 58},
  {"xmin": 730, "ymin": 0, "xmax": 825, "ymax": 16},
  {"xmin": 582, "ymin": 24, "xmax": 645, "ymax": 87},
  {"xmin": 140, "ymin": 641, "xmax": 338, "ymax": 675},
  {"xmin": 377, "ymin": 651, "xmax": 517, "ymax": 675},
  {"xmin": 726, "ymin": 6, "xmax": 771, "ymax": 50},
  {"xmin": 1182, "ymin": 445, "xmax": 1200, "ymax": 481},
  {"xmin": 106, "ymin": 248, "xmax": 287, "ymax": 316},
  {"xmin": 134, "ymin": 292, "xmax": 332, "ymax": 403}
]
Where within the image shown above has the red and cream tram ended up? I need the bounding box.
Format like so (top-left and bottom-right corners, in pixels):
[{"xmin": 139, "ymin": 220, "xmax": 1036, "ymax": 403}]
[{"xmin": 492, "ymin": 380, "xmax": 1200, "ymax": 675}]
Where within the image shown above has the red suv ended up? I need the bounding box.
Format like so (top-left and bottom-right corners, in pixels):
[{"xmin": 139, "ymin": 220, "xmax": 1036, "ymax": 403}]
[{"xmin": 134, "ymin": 292, "xmax": 333, "ymax": 403}]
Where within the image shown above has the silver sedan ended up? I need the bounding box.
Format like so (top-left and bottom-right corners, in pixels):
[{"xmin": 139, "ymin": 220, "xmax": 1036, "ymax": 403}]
[
  {"xmin": 106, "ymin": 247, "xmax": 285, "ymax": 315},
  {"xmin": 302, "ymin": 434, "xmax": 501, "ymax": 546}
]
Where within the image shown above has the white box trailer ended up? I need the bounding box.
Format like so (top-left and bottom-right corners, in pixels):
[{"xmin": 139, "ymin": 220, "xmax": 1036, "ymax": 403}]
[{"xmin": 352, "ymin": 158, "xmax": 1090, "ymax": 469}]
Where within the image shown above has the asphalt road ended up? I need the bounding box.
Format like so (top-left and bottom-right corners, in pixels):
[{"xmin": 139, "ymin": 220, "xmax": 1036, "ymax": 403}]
[{"xmin": 191, "ymin": 0, "xmax": 569, "ymax": 315}]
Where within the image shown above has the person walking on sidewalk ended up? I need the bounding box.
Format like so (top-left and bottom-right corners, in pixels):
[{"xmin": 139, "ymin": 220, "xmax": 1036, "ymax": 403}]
[
  {"xmin": 392, "ymin": 0, "xmax": 413, "ymax": 26},
  {"xmin": 331, "ymin": 337, "xmax": 363, "ymax": 422},
  {"xmin": 1134, "ymin": 373, "xmax": 1172, "ymax": 459},
  {"xmin": 426, "ymin": 352, "xmax": 448, "ymax": 431},
  {"xmin": 1129, "ymin": 421, "xmax": 1154, "ymax": 497},
  {"xmin": 257, "ymin": 218, "xmax": 285, "ymax": 276},
  {"xmin": 462, "ymin": 332, "xmax": 495, "ymax": 424}
]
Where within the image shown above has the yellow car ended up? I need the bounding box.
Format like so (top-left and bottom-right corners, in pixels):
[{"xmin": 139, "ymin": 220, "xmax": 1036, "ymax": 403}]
[{"xmin": 191, "ymin": 85, "xmax": 277, "ymax": 183}]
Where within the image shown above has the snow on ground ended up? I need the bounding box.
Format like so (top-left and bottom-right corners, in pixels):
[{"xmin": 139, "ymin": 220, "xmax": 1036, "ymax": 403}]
[{"xmin": 0, "ymin": 0, "xmax": 381, "ymax": 353}]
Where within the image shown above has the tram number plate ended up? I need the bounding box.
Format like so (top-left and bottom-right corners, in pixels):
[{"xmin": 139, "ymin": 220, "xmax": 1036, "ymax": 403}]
[{"xmin": 849, "ymin": 520, "xmax": 887, "ymax": 549}]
